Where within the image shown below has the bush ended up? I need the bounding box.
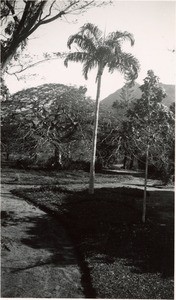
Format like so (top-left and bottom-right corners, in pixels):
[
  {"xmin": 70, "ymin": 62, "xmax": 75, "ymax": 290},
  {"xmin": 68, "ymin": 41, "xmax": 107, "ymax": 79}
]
[{"xmin": 13, "ymin": 157, "xmax": 35, "ymax": 169}]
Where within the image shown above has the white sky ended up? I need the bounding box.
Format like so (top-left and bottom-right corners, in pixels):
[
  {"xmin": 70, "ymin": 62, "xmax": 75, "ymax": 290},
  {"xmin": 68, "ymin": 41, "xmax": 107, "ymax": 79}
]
[{"xmin": 5, "ymin": 0, "xmax": 176, "ymax": 100}]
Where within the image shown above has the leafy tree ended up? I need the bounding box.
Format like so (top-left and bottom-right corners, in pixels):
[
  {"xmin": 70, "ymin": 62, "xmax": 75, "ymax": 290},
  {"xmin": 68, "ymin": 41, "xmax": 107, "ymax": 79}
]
[
  {"xmin": 112, "ymin": 83, "xmax": 138, "ymax": 169},
  {"xmin": 125, "ymin": 70, "xmax": 174, "ymax": 222},
  {"xmin": 96, "ymin": 108, "xmax": 121, "ymax": 168},
  {"xmin": 1, "ymin": 114, "xmax": 37, "ymax": 162},
  {"xmin": 1, "ymin": 83, "xmax": 94, "ymax": 167},
  {"xmin": 0, "ymin": 76, "xmax": 11, "ymax": 101},
  {"xmin": 112, "ymin": 83, "xmax": 135, "ymax": 120},
  {"xmin": 169, "ymin": 102, "xmax": 175, "ymax": 115},
  {"xmin": 65, "ymin": 22, "xmax": 140, "ymax": 193},
  {"xmin": 1, "ymin": 95, "xmax": 39, "ymax": 162},
  {"xmin": 1, "ymin": 0, "xmax": 109, "ymax": 72}
]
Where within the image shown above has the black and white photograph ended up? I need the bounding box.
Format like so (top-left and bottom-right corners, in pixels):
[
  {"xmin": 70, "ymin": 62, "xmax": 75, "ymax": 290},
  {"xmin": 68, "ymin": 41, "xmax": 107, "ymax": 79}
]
[{"xmin": 1, "ymin": 0, "xmax": 175, "ymax": 298}]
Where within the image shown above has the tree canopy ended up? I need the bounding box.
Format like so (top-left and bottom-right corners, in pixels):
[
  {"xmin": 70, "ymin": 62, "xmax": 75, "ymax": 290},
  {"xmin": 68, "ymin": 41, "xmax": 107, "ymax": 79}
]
[
  {"xmin": 124, "ymin": 71, "xmax": 175, "ymax": 181},
  {"xmin": 1, "ymin": 83, "xmax": 94, "ymax": 167},
  {"xmin": 65, "ymin": 22, "xmax": 140, "ymax": 82}
]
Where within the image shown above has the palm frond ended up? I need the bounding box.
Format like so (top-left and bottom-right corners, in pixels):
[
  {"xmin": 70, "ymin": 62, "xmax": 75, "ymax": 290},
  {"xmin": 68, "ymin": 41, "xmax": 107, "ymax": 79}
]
[
  {"xmin": 80, "ymin": 23, "xmax": 103, "ymax": 46},
  {"xmin": 64, "ymin": 52, "xmax": 89, "ymax": 67},
  {"xmin": 108, "ymin": 52, "xmax": 140, "ymax": 82},
  {"xmin": 106, "ymin": 31, "xmax": 135, "ymax": 47},
  {"xmin": 67, "ymin": 33, "xmax": 96, "ymax": 53},
  {"xmin": 82, "ymin": 59, "xmax": 98, "ymax": 80},
  {"xmin": 65, "ymin": 23, "xmax": 139, "ymax": 85}
]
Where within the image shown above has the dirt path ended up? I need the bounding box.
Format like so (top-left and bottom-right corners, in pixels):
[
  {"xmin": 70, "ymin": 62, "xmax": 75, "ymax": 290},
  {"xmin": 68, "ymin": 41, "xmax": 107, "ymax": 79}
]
[{"xmin": 1, "ymin": 184, "xmax": 84, "ymax": 298}]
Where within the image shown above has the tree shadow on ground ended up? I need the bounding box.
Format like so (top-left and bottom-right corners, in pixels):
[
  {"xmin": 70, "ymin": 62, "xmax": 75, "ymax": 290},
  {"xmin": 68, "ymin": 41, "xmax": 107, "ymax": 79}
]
[
  {"xmin": 10, "ymin": 185, "xmax": 174, "ymax": 297},
  {"xmin": 1, "ymin": 210, "xmax": 17, "ymax": 226},
  {"xmin": 57, "ymin": 188, "xmax": 174, "ymax": 279},
  {"xmin": 11, "ymin": 213, "xmax": 96, "ymax": 298}
]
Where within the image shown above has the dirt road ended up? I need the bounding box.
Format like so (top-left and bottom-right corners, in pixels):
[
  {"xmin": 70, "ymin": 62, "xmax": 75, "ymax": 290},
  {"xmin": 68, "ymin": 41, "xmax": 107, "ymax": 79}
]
[{"xmin": 1, "ymin": 184, "xmax": 84, "ymax": 298}]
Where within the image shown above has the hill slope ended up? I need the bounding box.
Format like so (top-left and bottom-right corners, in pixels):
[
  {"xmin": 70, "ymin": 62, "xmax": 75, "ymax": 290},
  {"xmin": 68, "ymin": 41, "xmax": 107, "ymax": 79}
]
[{"xmin": 101, "ymin": 83, "xmax": 175, "ymax": 108}]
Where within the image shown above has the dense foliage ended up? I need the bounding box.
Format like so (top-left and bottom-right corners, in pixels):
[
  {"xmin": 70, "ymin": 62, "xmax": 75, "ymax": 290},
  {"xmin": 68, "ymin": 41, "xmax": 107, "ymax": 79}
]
[
  {"xmin": 124, "ymin": 71, "xmax": 174, "ymax": 182},
  {"xmin": 98, "ymin": 71, "xmax": 175, "ymax": 184},
  {"xmin": 1, "ymin": 83, "xmax": 94, "ymax": 169},
  {"xmin": 1, "ymin": 70, "xmax": 174, "ymax": 183}
]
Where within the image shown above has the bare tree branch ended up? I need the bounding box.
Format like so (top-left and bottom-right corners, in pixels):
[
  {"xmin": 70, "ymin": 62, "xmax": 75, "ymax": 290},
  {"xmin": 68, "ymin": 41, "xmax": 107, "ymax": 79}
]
[
  {"xmin": 6, "ymin": 53, "xmax": 64, "ymax": 75},
  {"xmin": 1, "ymin": 0, "xmax": 110, "ymax": 72},
  {"xmin": 40, "ymin": 0, "xmax": 56, "ymax": 22},
  {"xmin": 5, "ymin": 0, "xmax": 19, "ymax": 24}
]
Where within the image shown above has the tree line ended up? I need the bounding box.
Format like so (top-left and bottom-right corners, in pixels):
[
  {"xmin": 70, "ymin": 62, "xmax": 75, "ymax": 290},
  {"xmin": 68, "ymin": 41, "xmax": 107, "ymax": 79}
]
[
  {"xmin": 1, "ymin": 1, "xmax": 175, "ymax": 222},
  {"xmin": 1, "ymin": 73, "xmax": 174, "ymax": 180}
]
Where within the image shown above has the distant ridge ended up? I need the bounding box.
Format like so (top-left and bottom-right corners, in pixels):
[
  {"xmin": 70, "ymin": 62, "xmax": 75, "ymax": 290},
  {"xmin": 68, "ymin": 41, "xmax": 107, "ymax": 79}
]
[{"xmin": 101, "ymin": 82, "xmax": 175, "ymax": 108}]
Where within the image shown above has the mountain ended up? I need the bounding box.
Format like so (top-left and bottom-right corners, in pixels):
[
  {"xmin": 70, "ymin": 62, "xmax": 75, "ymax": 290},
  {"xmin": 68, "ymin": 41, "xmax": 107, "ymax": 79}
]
[
  {"xmin": 101, "ymin": 82, "xmax": 175, "ymax": 108},
  {"xmin": 162, "ymin": 84, "xmax": 175, "ymax": 106}
]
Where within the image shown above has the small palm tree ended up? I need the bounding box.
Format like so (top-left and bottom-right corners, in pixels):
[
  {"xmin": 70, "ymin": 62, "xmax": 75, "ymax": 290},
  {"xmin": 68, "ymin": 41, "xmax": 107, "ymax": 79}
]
[{"xmin": 64, "ymin": 23, "xmax": 140, "ymax": 194}]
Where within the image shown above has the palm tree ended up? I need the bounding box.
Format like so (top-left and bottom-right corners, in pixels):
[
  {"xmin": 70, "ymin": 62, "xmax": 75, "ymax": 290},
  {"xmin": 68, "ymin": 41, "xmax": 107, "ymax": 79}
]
[{"xmin": 64, "ymin": 23, "xmax": 140, "ymax": 194}]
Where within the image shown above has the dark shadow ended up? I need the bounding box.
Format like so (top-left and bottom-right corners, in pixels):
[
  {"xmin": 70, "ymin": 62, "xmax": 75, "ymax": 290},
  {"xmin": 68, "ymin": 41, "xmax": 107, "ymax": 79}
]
[
  {"xmin": 11, "ymin": 185, "xmax": 174, "ymax": 298},
  {"xmin": 11, "ymin": 252, "xmax": 68, "ymax": 273},
  {"xmin": 1, "ymin": 210, "xmax": 17, "ymax": 226},
  {"xmin": 18, "ymin": 213, "xmax": 96, "ymax": 298},
  {"xmin": 132, "ymin": 173, "xmax": 145, "ymax": 179},
  {"xmin": 1, "ymin": 209, "xmax": 39, "ymax": 227},
  {"xmin": 9, "ymin": 215, "xmax": 75, "ymax": 272},
  {"xmin": 49, "ymin": 188, "xmax": 174, "ymax": 279}
]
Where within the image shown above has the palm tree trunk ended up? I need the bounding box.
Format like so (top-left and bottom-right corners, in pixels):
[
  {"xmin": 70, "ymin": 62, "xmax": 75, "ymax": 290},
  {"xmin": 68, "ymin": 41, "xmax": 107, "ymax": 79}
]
[
  {"xmin": 142, "ymin": 142, "xmax": 149, "ymax": 223},
  {"xmin": 89, "ymin": 73, "xmax": 102, "ymax": 194}
]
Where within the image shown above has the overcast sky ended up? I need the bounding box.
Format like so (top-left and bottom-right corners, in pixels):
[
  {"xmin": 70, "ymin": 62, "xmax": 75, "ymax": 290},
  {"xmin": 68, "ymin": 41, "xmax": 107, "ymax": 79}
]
[{"xmin": 5, "ymin": 0, "xmax": 176, "ymax": 100}]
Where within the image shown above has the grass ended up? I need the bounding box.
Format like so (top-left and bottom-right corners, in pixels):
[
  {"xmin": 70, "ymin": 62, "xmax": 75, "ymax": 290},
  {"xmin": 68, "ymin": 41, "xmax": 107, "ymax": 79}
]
[
  {"xmin": 1, "ymin": 167, "xmax": 135, "ymax": 188},
  {"xmin": 10, "ymin": 168, "xmax": 174, "ymax": 300}
]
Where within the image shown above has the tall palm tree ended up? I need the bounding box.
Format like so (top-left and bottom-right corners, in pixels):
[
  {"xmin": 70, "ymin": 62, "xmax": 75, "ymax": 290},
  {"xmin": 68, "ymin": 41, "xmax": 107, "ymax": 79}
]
[{"xmin": 64, "ymin": 23, "xmax": 140, "ymax": 194}]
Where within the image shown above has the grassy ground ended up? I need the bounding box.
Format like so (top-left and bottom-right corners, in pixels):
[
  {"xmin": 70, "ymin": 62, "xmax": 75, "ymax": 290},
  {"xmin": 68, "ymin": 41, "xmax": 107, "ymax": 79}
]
[
  {"xmin": 1, "ymin": 167, "xmax": 135, "ymax": 188},
  {"xmin": 3, "ymin": 167, "xmax": 174, "ymax": 299}
]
